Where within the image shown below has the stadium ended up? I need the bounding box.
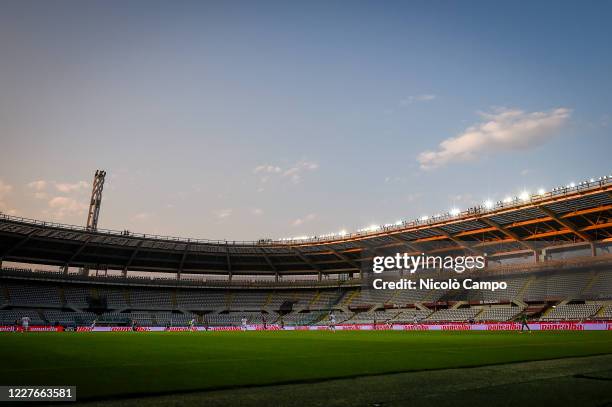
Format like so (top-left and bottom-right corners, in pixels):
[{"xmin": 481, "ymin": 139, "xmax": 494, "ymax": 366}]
[
  {"xmin": 0, "ymin": 172, "xmax": 611, "ymax": 405},
  {"xmin": 2, "ymin": 2, "xmax": 612, "ymax": 406}
]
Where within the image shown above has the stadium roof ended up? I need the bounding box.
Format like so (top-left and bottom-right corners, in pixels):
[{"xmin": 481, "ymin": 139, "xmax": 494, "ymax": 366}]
[{"xmin": 0, "ymin": 178, "xmax": 610, "ymax": 276}]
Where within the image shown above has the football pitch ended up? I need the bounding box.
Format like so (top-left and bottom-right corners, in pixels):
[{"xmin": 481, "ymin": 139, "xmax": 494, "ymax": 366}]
[{"xmin": 0, "ymin": 330, "xmax": 611, "ymax": 404}]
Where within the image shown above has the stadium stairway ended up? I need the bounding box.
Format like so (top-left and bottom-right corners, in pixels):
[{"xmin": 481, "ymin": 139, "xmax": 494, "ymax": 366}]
[
  {"xmin": 171, "ymin": 290, "xmax": 178, "ymax": 308},
  {"xmin": 384, "ymin": 289, "xmax": 401, "ymax": 306},
  {"xmin": 513, "ymin": 298, "xmax": 528, "ymax": 308},
  {"xmin": 527, "ymin": 304, "xmax": 550, "ymax": 319},
  {"xmin": 594, "ymin": 303, "xmax": 610, "ymax": 318},
  {"xmin": 66, "ymin": 304, "xmax": 82, "ymax": 313},
  {"xmin": 384, "ymin": 309, "xmax": 403, "ymax": 322},
  {"xmin": 451, "ymin": 301, "xmax": 468, "ymax": 309},
  {"xmin": 333, "ymin": 289, "xmax": 349, "ymax": 308},
  {"xmin": 225, "ymin": 292, "xmax": 234, "ymax": 310},
  {"xmin": 582, "ymin": 272, "xmax": 601, "ymax": 297},
  {"xmin": 307, "ymin": 291, "xmax": 322, "ymax": 309},
  {"xmin": 366, "ymin": 302, "xmax": 384, "ymax": 312},
  {"xmin": 58, "ymin": 287, "xmax": 66, "ymax": 305},
  {"xmin": 2, "ymin": 286, "xmax": 10, "ymax": 304},
  {"xmin": 123, "ymin": 288, "xmax": 131, "ymax": 308},
  {"xmin": 90, "ymin": 287, "xmax": 99, "ymax": 304},
  {"xmin": 340, "ymin": 290, "xmax": 359, "ymax": 308},
  {"xmin": 514, "ymin": 276, "xmax": 536, "ymax": 304},
  {"xmin": 309, "ymin": 312, "xmax": 328, "ymax": 325},
  {"xmin": 36, "ymin": 309, "xmax": 47, "ymax": 324},
  {"xmin": 263, "ymin": 292, "xmax": 273, "ymax": 307},
  {"xmin": 414, "ymin": 302, "xmax": 430, "ymax": 312},
  {"xmin": 176, "ymin": 306, "xmax": 190, "ymax": 315}
]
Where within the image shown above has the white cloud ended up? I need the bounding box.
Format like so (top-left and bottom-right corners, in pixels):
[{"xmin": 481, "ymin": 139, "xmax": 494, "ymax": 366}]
[
  {"xmin": 400, "ymin": 94, "xmax": 437, "ymax": 105},
  {"xmin": 384, "ymin": 176, "xmax": 403, "ymax": 184},
  {"xmin": 54, "ymin": 181, "xmax": 88, "ymax": 193},
  {"xmin": 254, "ymin": 165, "xmax": 281, "ymax": 174},
  {"xmin": 27, "ymin": 180, "xmax": 47, "ymax": 191},
  {"xmin": 28, "ymin": 179, "xmax": 90, "ymax": 195},
  {"xmin": 214, "ymin": 208, "xmax": 232, "ymax": 219},
  {"xmin": 27, "ymin": 181, "xmax": 49, "ymax": 199},
  {"xmin": 253, "ymin": 160, "xmax": 319, "ymax": 185},
  {"xmin": 282, "ymin": 161, "xmax": 319, "ymax": 184},
  {"xmin": 0, "ymin": 207, "xmax": 18, "ymax": 215},
  {"xmin": 0, "ymin": 202, "xmax": 18, "ymax": 215},
  {"xmin": 0, "ymin": 180, "xmax": 12, "ymax": 198},
  {"xmin": 417, "ymin": 107, "xmax": 571, "ymax": 170},
  {"xmin": 131, "ymin": 212, "xmax": 153, "ymax": 222},
  {"xmin": 47, "ymin": 196, "xmax": 88, "ymax": 219},
  {"xmin": 25, "ymin": 179, "xmax": 91, "ymax": 219},
  {"xmin": 292, "ymin": 213, "xmax": 316, "ymax": 227},
  {"xmin": 28, "ymin": 180, "xmax": 88, "ymax": 193},
  {"xmin": 28, "ymin": 179, "xmax": 89, "ymax": 193},
  {"xmin": 405, "ymin": 192, "xmax": 422, "ymax": 203},
  {"xmin": 0, "ymin": 180, "xmax": 17, "ymax": 215},
  {"xmin": 251, "ymin": 208, "xmax": 264, "ymax": 216}
]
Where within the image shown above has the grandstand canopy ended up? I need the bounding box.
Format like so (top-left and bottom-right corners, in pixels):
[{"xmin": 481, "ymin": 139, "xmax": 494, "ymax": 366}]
[{"xmin": 0, "ymin": 180, "xmax": 610, "ymax": 277}]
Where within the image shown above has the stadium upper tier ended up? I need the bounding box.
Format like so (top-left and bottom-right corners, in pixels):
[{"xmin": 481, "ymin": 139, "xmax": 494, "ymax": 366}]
[{"xmin": 0, "ymin": 178, "xmax": 610, "ymax": 277}]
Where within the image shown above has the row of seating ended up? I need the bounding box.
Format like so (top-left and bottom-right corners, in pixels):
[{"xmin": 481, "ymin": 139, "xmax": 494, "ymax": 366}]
[
  {"xmin": 1, "ymin": 267, "xmax": 611, "ymax": 326},
  {"xmin": 0, "ymin": 283, "xmax": 342, "ymax": 311},
  {"xmin": 540, "ymin": 304, "xmax": 602, "ymax": 321},
  {"xmin": 2, "ymin": 303, "xmax": 609, "ymax": 327}
]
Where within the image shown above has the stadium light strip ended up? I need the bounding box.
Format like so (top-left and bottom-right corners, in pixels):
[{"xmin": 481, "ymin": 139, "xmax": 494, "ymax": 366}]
[
  {"xmin": 280, "ymin": 174, "xmax": 612, "ymax": 243},
  {"xmin": 1, "ymin": 174, "xmax": 610, "ymax": 245}
]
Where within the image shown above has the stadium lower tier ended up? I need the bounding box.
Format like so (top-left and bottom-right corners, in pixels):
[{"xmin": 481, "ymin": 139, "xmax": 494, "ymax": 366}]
[{"xmin": 1, "ymin": 265, "xmax": 611, "ymax": 327}]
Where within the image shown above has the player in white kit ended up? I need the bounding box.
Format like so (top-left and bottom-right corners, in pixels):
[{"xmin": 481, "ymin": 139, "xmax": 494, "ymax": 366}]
[
  {"xmin": 329, "ymin": 312, "xmax": 336, "ymax": 332},
  {"xmin": 241, "ymin": 316, "xmax": 248, "ymax": 331},
  {"xmin": 21, "ymin": 316, "xmax": 30, "ymax": 332}
]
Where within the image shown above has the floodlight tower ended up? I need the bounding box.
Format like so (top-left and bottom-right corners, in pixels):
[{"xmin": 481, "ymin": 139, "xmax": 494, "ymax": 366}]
[{"xmin": 86, "ymin": 170, "xmax": 106, "ymax": 231}]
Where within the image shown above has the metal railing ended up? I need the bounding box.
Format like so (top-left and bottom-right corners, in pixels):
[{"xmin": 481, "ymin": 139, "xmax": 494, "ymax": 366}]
[{"xmin": 0, "ymin": 267, "xmax": 361, "ymax": 289}]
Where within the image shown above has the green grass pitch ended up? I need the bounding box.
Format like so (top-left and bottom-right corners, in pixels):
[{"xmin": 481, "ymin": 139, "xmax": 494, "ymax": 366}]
[{"xmin": 0, "ymin": 331, "xmax": 611, "ymax": 401}]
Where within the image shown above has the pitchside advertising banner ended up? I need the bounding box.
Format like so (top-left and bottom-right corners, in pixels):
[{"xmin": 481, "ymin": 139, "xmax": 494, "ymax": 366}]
[{"xmin": 2, "ymin": 322, "xmax": 612, "ymax": 331}]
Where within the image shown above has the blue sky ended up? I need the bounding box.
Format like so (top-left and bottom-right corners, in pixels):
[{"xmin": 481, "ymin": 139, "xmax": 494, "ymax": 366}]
[{"xmin": 0, "ymin": 1, "xmax": 610, "ymax": 240}]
